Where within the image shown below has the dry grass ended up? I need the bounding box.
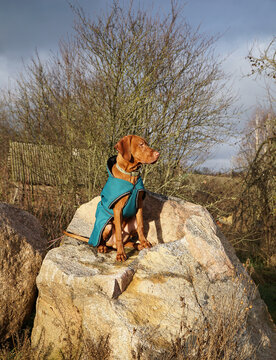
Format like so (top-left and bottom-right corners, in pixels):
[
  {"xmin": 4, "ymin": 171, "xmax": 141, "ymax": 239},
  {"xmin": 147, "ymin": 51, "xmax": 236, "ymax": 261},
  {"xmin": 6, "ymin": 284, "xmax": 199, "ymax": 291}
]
[
  {"xmin": 59, "ymin": 335, "xmax": 111, "ymax": 360},
  {"xmin": 0, "ymin": 330, "xmax": 35, "ymax": 360},
  {"xmin": 1, "ymin": 293, "xmax": 257, "ymax": 360},
  {"xmin": 0, "ymin": 163, "xmax": 78, "ymax": 246},
  {"xmin": 175, "ymin": 272, "xmax": 258, "ymax": 360},
  {"xmin": 132, "ymin": 275, "xmax": 258, "ymax": 360},
  {"xmin": 168, "ymin": 298, "xmax": 257, "ymax": 360},
  {"xmin": 0, "ymin": 330, "xmax": 110, "ymax": 360}
]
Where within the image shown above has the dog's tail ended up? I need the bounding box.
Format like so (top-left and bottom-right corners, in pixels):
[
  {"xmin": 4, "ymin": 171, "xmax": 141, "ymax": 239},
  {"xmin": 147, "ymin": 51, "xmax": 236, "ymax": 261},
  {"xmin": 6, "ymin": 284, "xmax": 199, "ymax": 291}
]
[{"xmin": 63, "ymin": 230, "xmax": 89, "ymax": 243}]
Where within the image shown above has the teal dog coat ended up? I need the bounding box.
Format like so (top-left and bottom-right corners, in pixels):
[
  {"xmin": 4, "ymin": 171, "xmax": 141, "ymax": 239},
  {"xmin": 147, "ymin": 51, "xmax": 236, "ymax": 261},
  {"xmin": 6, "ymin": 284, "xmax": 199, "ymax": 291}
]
[{"xmin": 88, "ymin": 156, "xmax": 145, "ymax": 247}]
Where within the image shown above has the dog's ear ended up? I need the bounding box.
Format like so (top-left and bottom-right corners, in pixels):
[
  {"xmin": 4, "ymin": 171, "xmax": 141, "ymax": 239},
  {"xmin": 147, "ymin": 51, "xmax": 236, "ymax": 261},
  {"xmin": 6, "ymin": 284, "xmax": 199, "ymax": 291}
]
[{"xmin": 115, "ymin": 135, "xmax": 132, "ymax": 161}]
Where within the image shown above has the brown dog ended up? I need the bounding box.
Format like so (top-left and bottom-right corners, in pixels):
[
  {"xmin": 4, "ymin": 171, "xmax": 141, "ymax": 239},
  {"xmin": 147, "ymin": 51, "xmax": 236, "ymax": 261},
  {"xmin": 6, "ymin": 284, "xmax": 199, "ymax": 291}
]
[
  {"xmin": 99, "ymin": 135, "xmax": 159, "ymax": 261},
  {"xmin": 64, "ymin": 135, "xmax": 159, "ymax": 261}
]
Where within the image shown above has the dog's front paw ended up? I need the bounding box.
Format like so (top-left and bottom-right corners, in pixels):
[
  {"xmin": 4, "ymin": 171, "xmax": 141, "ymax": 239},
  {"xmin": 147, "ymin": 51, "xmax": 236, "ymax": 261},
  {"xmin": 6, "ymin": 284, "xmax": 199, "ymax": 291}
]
[
  {"xmin": 139, "ymin": 239, "xmax": 152, "ymax": 249},
  {"xmin": 98, "ymin": 244, "xmax": 108, "ymax": 253},
  {"xmin": 116, "ymin": 251, "xmax": 127, "ymax": 262}
]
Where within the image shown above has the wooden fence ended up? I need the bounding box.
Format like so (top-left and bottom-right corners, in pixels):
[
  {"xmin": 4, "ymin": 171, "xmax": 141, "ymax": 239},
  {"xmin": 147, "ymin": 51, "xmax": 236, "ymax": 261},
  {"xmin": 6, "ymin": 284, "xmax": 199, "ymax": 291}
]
[{"xmin": 8, "ymin": 141, "xmax": 91, "ymax": 186}]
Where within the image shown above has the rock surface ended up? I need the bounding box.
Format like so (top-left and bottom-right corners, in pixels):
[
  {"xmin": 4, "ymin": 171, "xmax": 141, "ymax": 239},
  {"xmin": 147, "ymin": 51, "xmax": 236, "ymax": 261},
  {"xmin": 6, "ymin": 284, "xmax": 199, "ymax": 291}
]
[
  {"xmin": 31, "ymin": 193, "xmax": 276, "ymax": 359},
  {"xmin": 0, "ymin": 203, "xmax": 47, "ymax": 340},
  {"xmin": 67, "ymin": 192, "xmax": 234, "ymax": 281}
]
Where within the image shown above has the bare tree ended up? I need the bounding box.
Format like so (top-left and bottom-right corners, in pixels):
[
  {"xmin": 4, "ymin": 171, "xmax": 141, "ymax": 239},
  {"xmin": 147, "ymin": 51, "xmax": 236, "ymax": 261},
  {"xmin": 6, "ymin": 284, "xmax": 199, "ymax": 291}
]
[
  {"xmin": 233, "ymin": 36, "xmax": 276, "ymax": 262},
  {"xmin": 72, "ymin": 1, "xmax": 236, "ymax": 192},
  {"xmin": 4, "ymin": 1, "xmax": 236, "ymax": 197},
  {"xmin": 248, "ymin": 36, "xmax": 276, "ymax": 79},
  {"xmin": 235, "ymin": 108, "xmax": 275, "ymax": 170},
  {"xmin": 0, "ymin": 97, "xmax": 16, "ymax": 160}
]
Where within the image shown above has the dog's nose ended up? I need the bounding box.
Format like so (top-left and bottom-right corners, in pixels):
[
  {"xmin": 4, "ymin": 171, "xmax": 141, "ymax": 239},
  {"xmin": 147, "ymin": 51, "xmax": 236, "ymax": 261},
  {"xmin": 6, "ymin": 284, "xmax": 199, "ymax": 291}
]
[{"xmin": 153, "ymin": 151, "xmax": 160, "ymax": 159}]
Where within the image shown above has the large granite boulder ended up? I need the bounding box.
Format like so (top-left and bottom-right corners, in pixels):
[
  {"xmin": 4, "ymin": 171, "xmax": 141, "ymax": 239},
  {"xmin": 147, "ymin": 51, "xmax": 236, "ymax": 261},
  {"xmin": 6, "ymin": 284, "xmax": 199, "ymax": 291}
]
[
  {"xmin": 0, "ymin": 203, "xmax": 47, "ymax": 340},
  {"xmin": 31, "ymin": 193, "xmax": 275, "ymax": 359}
]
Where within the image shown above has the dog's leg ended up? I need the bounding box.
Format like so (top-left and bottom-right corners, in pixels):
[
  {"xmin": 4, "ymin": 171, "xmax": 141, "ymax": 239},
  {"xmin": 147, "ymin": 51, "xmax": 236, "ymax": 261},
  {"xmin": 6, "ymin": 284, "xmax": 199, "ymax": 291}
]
[
  {"xmin": 113, "ymin": 199, "xmax": 127, "ymax": 261},
  {"xmin": 123, "ymin": 218, "xmax": 138, "ymax": 248},
  {"xmin": 105, "ymin": 217, "xmax": 138, "ymax": 249},
  {"xmin": 98, "ymin": 223, "xmax": 112, "ymax": 253},
  {"xmin": 98, "ymin": 239, "xmax": 108, "ymax": 253},
  {"xmin": 136, "ymin": 192, "xmax": 152, "ymax": 249}
]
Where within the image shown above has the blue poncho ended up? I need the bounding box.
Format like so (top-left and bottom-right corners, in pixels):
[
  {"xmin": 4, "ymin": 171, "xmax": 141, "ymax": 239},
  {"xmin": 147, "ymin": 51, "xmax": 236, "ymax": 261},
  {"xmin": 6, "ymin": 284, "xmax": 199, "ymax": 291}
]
[{"xmin": 88, "ymin": 156, "xmax": 145, "ymax": 247}]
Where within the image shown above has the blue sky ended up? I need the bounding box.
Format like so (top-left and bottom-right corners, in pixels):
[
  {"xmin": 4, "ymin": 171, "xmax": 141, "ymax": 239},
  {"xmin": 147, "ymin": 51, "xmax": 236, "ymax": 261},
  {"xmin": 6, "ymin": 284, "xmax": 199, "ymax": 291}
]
[{"xmin": 0, "ymin": 0, "xmax": 275, "ymax": 170}]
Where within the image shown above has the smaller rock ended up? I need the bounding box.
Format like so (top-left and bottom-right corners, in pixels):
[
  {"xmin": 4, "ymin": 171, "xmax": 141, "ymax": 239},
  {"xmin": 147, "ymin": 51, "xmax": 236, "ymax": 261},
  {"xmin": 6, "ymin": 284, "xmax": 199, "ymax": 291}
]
[
  {"xmin": 66, "ymin": 196, "xmax": 100, "ymax": 238},
  {"xmin": 0, "ymin": 203, "xmax": 47, "ymax": 340}
]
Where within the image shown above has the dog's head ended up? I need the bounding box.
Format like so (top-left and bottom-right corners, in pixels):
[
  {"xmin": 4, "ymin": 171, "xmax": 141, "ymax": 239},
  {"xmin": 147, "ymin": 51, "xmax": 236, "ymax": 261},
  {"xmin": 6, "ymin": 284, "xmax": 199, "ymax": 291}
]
[{"xmin": 115, "ymin": 135, "xmax": 159, "ymax": 165}]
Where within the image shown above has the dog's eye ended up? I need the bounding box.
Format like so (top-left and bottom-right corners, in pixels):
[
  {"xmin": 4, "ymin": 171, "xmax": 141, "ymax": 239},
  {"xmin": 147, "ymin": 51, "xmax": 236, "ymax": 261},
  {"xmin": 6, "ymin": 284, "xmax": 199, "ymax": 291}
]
[{"xmin": 139, "ymin": 143, "xmax": 144, "ymax": 147}]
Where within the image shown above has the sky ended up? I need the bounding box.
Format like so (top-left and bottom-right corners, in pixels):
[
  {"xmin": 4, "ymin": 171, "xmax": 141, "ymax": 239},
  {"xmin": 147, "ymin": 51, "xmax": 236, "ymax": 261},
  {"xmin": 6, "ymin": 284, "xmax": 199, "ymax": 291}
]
[{"xmin": 0, "ymin": 0, "xmax": 275, "ymax": 170}]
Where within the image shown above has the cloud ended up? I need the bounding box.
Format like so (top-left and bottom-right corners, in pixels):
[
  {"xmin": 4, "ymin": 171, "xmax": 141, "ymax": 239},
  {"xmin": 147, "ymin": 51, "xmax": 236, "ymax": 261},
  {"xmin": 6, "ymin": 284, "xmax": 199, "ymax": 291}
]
[
  {"xmin": 202, "ymin": 35, "xmax": 275, "ymax": 171},
  {"xmin": 200, "ymin": 139, "xmax": 238, "ymax": 171},
  {"xmin": 0, "ymin": 54, "xmax": 21, "ymax": 90},
  {"xmin": 220, "ymin": 36, "xmax": 274, "ymax": 109},
  {"xmin": 184, "ymin": 0, "xmax": 276, "ymax": 40},
  {"xmin": 0, "ymin": 0, "xmax": 106, "ymax": 89},
  {"xmin": 0, "ymin": 1, "xmax": 70, "ymax": 54},
  {"xmin": 0, "ymin": 0, "xmax": 274, "ymax": 170}
]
